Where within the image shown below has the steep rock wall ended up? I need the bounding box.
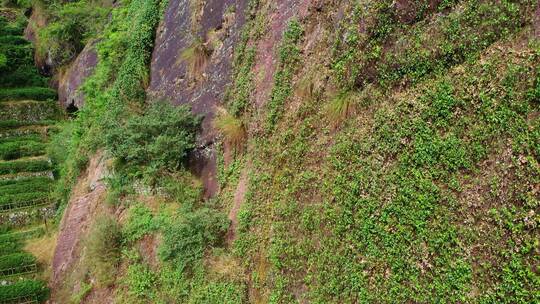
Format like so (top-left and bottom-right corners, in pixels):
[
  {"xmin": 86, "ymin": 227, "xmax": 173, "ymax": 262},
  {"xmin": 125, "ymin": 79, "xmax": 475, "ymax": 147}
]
[
  {"xmin": 148, "ymin": 0, "xmax": 248, "ymax": 197},
  {"xmin": 148, "ymin": 0, "xmax": 315, "ymax": 197},
  {"xmin": 57, "ymin": 41, "xmax": 98, "ymax": 109}
]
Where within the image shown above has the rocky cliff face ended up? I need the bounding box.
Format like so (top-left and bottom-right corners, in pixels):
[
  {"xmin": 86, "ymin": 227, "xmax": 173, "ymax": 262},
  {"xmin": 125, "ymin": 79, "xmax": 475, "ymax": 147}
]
[
  {"xmin": 147, "ymin": 0, "xmax": 248, "ymax": 197},
  {"xmin": 147, "ymin": 0, "xmax": 317, "ymax": 198},
  {"xmin": 58, "ymin": 41, "xmax": 98, "ymax": 110}
]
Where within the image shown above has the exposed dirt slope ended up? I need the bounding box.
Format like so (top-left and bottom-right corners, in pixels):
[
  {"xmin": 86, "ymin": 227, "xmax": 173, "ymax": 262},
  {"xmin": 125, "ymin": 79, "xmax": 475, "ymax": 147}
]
[{"xmin": 51, "ymin": 152, "xmax": 107, "ymax": 288}]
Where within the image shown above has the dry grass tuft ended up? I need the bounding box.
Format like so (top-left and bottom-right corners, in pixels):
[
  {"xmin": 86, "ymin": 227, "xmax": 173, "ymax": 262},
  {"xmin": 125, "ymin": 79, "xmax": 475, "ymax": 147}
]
[
  {"xmin": 24, "ymin": 231, "xmax": 58, "ymax": 280},
  {"xmin": 214, "ymin": 107, "xmax": 246, "ymax": 152},
  {"xmin": 181, "ymin": 37, "xmax": 211, "ymax": 80},
  {"xmin": 325, "ymin": 91, "xmax": 357, "ymax": 126},
  {"xmin": 296, "ymin": 74, "xmax": 317, "ymax": 101}
]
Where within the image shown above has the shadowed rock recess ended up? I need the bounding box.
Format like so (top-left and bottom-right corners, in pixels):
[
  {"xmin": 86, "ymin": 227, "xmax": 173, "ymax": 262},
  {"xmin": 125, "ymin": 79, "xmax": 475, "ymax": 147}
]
[{"xmin": 4, "ymin": 0, "xmax": 539, "ymax": 303}]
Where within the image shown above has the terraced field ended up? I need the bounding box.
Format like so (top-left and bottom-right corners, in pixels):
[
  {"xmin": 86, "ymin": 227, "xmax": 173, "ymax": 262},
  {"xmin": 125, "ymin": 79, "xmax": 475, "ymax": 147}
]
[{"xmin": 0, "ymin": 8, "xmax": 61, "ymax": 304}]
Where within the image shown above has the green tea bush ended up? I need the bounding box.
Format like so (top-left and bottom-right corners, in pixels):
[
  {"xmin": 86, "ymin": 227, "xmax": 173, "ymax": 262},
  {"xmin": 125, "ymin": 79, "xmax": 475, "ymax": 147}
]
[
  {"xmin": 0, "ymin": 120, "xmax": 52, "ymax": 130},
  {"xmin": 105, "ymin": 102, "xmax": 201, "ymax": 172},
  {"xmin": 85, "ymin": 214, "xmax": 122, "ymax": 286},
  {"xmin": 0, "ymin": 44, "xmax": 33, "ymax": 69},
  {"xmin": 0, "ymin": 252, "xmax": 36, "ymax": 271},
  {"xmin": 0, "ymin": 87, "xmax": 57, "ymax": 101},
  {"xmin": 0, "ymin": 191, "xmax": 48, "ymax": 207},
  {"xmin": 0, "ymin": 240, "xmax": 21, "ymax": 256},
  {"xmin": 0, "ymin": 134, "xmax": 42, "ymax": 144},
  {"xmin": 0, "ymin": 279, "xmax": 49, "ymax": 302},
  {"xmin": 159, "ymin": 207, "xmax": 229, "ymax": 273},
  {"xmin": 0, "ymin": 159, "xmax": 51, "ymax": 175},
  {"xmin": 0, "ymin": 177, "xmax": 53, "ymax": 195},
  {"xmin": 0, "ymin": 65, "xmax": 49, "ymax": 88},
  {"xmin": 0, "ymin": 35, "xmax": 27, "ymax": 45},
  {"xmin": 0, "ymin": 139, "xmax": 46, "ymax": 160}
]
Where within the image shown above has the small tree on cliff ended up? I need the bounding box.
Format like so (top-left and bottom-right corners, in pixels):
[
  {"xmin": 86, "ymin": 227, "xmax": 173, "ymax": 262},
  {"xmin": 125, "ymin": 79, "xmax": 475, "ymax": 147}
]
[{"xmin": 105, "ymin": 101, "xmax": 201, "ymax": 173}]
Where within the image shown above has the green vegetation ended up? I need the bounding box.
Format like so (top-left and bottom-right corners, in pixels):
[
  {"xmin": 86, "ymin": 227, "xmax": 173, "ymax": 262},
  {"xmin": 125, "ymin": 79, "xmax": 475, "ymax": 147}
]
[
  {"xmin": 0, "ymin": 100, "xmax": 62, "ymax": 122},
  {"xmin": 106, "ymin": 102, "xmax": 201, "ymax": 173},
  {"xmin": 85, "ymin": 214, "xmax": 122, "ymax": 286},
  {"xmin": 214, "ymin": 108, "xmax": 246, "ymax": 152},
  {"xmin": 122, "ymin": 203, "xmax": 156, "ymax": 243},
  {"xmin": 0, "ymin": 239, "xmax": 22, "ymax": 256},
  {"xmin": 0, "ymin": 137, "xmax": 45, "ymax": 160},
  {"xmin": 0, "ymin": 0, "xmax": 534, "ymax": 302},
  {"xmin": 0, "ymin": 177, "xmax": 52, "ymax": 194},
  {"xmin": 266, "ymin": 19, "xmax": 303, "ymax": 129},
  {"xmin": 159, "ymin": 207, "xmax": 229, "ymax": 273},
  {"xmin": 332, "ymin": 0, "xmax": 535, "ymax": 90},
  {"xmin": 0, "ymin": 119, "xmax": 52, "ymax": 130},
  {"xmin": 0, "ymin": 191, "xmax": 48, "ymax": 208},
  {"xmin": 35, "ymin": 0, "xmax": 111, "ymax": 67},
  {"xmin": 0, "ymin": 87, "xmax": 56, "ymax": 101},
  {"xmin": 0, "ymin": 7, "xmax": 58, "ymax": 302},
  {"xmin": 0, "ymin": 159, "xmax": 51, "ymax": 175},
  {"xmin": 0, "ymin": 252, "xmax": 36, "ymax": 272},
  {"xmin": 0, "ymin": 279, "xmax": 49, "ymax": 302}
]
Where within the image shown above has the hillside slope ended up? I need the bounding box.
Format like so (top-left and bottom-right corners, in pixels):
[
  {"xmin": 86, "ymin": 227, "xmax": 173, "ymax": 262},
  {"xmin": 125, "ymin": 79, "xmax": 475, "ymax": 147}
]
[
  {"xmin": 0, "ymin": 7, "xmax": 62, "ymax": 303},
  {"xmin": 20, "ymin": 0, "xmax": 540, "ymax": 303}
]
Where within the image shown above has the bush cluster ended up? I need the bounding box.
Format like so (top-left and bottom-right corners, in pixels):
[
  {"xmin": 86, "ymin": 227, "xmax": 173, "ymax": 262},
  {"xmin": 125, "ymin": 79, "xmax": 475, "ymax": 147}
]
[
  {"xmin": 0, "ymin": 252, "xmax": 36, "ymax": 271},
  {"xmin": 106, "ymin": 102, "xmax": 201, "ymax": 172},
  {"xmin": 0, "ymin": 159, "xmax": 51, "ymax": 175},
  {"xmin": 0, "ymin": 139, "xmax": 45, "ymax": 160},
  {"xmin": 0, "ymin": 87, "xmax": 57, "ymax": 101},
  {"xmin": 0, "ymin": 191, "xmax": 48, "ymax": 209},
  {"xmin": 0, "ymin": 177, "xmax": 53, "ymax": 194},
  {"xmin": 0, "ymin": 279, "xmax": 49, "ymax": 302},
  {"xmin": 159, "ymin": 207, "xmax": 229, "ymax": 273}
]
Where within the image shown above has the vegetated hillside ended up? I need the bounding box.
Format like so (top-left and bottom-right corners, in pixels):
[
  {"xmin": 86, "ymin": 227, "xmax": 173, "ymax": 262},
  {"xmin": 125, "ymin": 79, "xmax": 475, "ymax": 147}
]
[
  {"xmin": 0, "ymin": 5, "xmax": 62, "ymax": 304},
  {"xmin": 25, "ymin": 0, "xmax": 539, "ymax": 303}
]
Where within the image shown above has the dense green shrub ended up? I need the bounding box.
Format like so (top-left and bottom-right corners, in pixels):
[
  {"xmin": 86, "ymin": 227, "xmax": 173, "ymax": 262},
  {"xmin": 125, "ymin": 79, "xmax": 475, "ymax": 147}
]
[
  {"xmin": 122, "ymin": 204, "xmax": 156, "ymax": 243},
  {"xmin": 36, "ymin": 0, "xmax": 111, "ymax": 66},
  {"xmin": 0, "ymin": 240, "xmax": 21, "ymax": 256},
  {"xmin": 0, "ymin": 65, "xmax": 49, "ymax": 88},
  {"xmin": 0, "ymin": 252, "xmax": 36, "ymax": 270},
  {"xmin": 85, "ymin": 214, "xmax": 122, "ymax": 286},
  {"xmin": 0, "ymin": 134, "xmax": 43, "ymax": 144},
  {"xmin": 105, "ymin": 102, "xmax": 201, "ymax": 172},
  {"xmin": 159, "ymin": 207, "xmax": 229, "ymax": 273},
  {"xmin": 0, "ymin": 279, "xmax": 49, "ymax": 302},
  {"xmin": 0, "ymin": 35, "xmax": 27, "ymax": 45},
  {"xmin": 0, "ymin": 159, "xmax": 51, "ymax": 175},
  {"xmin": 0, "ymin": 44, "xmax": 33, "ymax": 69},
  {"xmin": 0, "ymin": 87, "xmax": 57, "ymax": 101},
  {"xmin": 0, "ymin": 177, "xmax": 53, "ymax": 194},
  {"xmin": 0, "ymin": 191, "xmax": 48, "ymax": 208},
  {"xmin": 124, "ymin": 262, "xmax": 156, "ymax": 299},
  {"xmin": 0, "ymin": 16, "xmax": 27, "ymax": 36},
  {"xmin": 0, "ymin": 120, "xmax": 52, "ymax": 130},
  {"xmin": 0, "ymin": 139, "xmax": 46, "ymax": 160}
]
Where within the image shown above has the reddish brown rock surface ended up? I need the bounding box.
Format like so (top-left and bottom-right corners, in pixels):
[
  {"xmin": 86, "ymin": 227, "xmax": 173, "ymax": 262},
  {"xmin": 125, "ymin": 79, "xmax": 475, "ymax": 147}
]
[
  {"xmin": 148, "ymin": 0, "xmax": 248, "ymax": 197},
  {"xmin": 58, "ymin": 41, "xmax": 98, "ymax": 109},
  {"xmin": 51, "ymin": 152, "xmax": 107, "ymax": 287}
]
